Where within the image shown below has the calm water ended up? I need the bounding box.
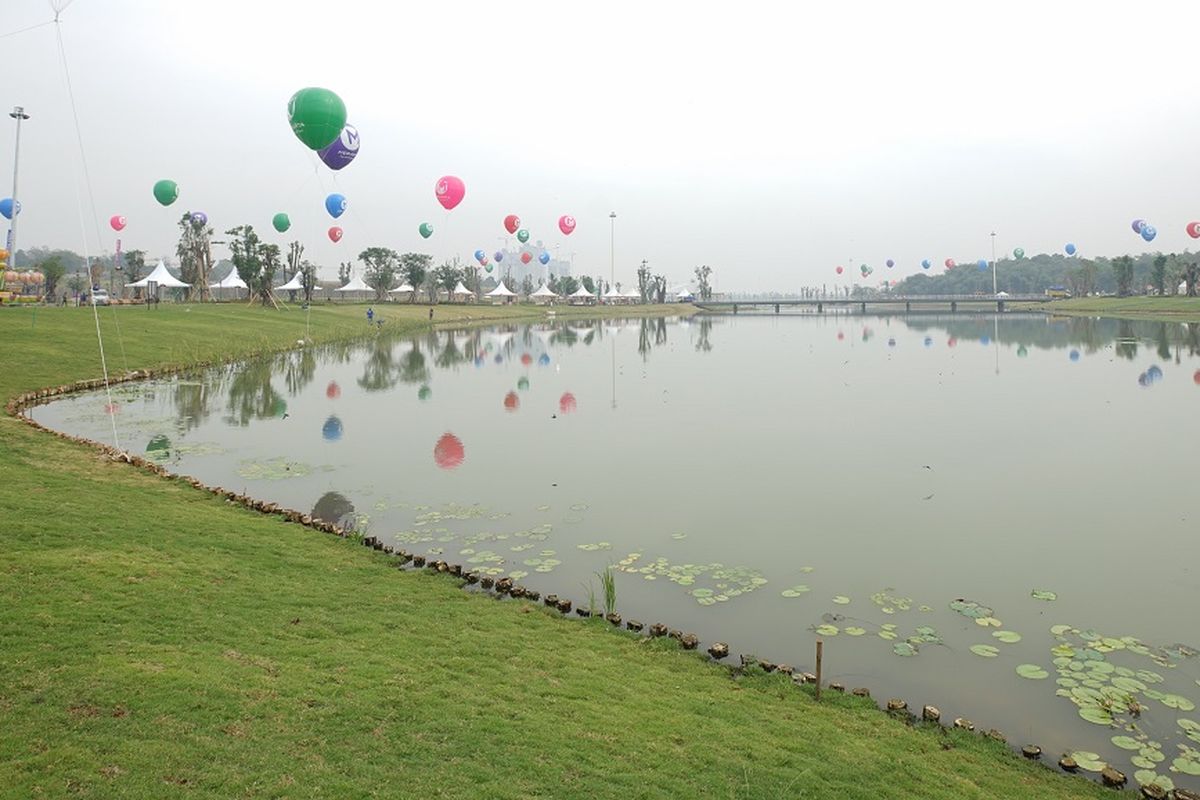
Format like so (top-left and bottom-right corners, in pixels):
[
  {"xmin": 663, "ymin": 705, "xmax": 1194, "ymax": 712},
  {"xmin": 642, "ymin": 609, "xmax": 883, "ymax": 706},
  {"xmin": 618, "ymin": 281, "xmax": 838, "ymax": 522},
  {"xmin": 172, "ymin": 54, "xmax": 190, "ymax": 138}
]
[{"xmin": 33, "ymin": 313, "xmax": 1200, "ymax": 790}]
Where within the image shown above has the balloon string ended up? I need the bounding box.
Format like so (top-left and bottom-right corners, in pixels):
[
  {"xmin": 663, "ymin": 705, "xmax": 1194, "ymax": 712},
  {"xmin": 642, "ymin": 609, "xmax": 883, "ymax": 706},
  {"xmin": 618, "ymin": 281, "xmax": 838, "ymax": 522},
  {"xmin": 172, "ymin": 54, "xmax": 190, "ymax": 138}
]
[{"xmin": 0, "ymin": 18, "xmax": 54, "ymax": 39}]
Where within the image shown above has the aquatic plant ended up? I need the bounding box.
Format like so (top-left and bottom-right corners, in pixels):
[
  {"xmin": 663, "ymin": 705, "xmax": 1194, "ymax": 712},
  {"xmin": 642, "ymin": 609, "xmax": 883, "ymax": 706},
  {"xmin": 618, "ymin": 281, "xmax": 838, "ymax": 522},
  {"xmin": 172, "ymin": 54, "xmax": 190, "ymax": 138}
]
[{"xmin": 597, "ymin": 567, "xmax": 617, "ymax": 616}]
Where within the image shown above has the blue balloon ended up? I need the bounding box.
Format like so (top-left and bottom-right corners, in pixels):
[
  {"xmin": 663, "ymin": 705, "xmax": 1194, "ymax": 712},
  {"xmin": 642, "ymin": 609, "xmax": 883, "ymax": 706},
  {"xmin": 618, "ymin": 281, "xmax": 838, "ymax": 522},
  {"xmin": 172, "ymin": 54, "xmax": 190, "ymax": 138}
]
[
  {"xmin": 923, "ymin": 336, "xmax": 933, "ymax": 347},
  {"xmin": 494, "ymin": 353, "xmax": 503, "ymax": 364},
  {"xmin": 474, "ymin": 249, "xmax": 486, "ymax": 263},
  {"xmin": 494, "ymin": 251, "xmax": 504, "ymax": 262},
  {"xmin": 538, "ymin": 252, "xmax": 550, "ymax": 265},
  {"xmin": 1147, "ymin": 364, "xmax": 1163, "ymax": 381},
  {"xmin": 980, "ymin": 335, "xmax": 990, "ymax": 345},
  {"xmin": 0, "ymin": 197, "xmax": 20, "ymax": 220},
  {"xmin": 322, "ymin": 415, "xmax": 343, "ymax": 441},
  {"xmin": 538, "ymin": 353, "xmax": 550, "ymax": 365},
  {"xmin": 977, "ymin": 259, "xmax": 989, "ymax": 271},
  {"xmin": 1069, "ymin": 349, "xmax": 1081, "ymax": 362},
  {"xmin": 1141, "ymin": 225, "xmax": 1157, "ymax": 242},
  {"xmin": 190, "ymin": 211, "xmax": 207, "ymax": 226},
  {"xmin": 886, "ymin": 259, "xmax": 895, "ymax": 268},
  {"xmin": 325, "ymin": 193, "xmax": 346, "ymax": 219},
  {"xmin": 921, "ymin": 259, "xmax": 931, "ymax": 269},
  {"xmin": 1065, "ymin": 243, "xmax": 1077, "ymax": 256}
]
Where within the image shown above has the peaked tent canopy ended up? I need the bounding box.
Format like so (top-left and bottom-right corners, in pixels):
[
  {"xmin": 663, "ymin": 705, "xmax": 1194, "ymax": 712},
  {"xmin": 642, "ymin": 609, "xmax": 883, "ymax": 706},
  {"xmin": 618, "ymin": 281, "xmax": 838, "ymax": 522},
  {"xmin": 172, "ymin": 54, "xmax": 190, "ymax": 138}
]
[
  {"xmin": 127, "ymin": 260, "xmax": 190, "ymax": 288},
  {"xmin": 389, "ymin": 282, "xmax": 415, "ymax": 294},
  {"xmin": 486, "ymin": 281, "xmax": 516, "ymax": 297},
  {"xmin": 277, "ymin": 272, "xmax": 305, "ymax": 292},
  {"xmin": 603, "ymin": 286, "xmax": 623, "ymax": 299},
  {"xmin": 622, "ymin": 287, "xmax": 641, "ymax": 299},
  {"xmin": 451, "ymin": 281, "xmax": 473, "ymax": 296},
  {"xmin": 335, "ymin": 275, "xmax": 372, "ymax": 292},
  {"xmin": 569, "ymin": 285, "xmax": 596, "ymax": 298},
  {"xmin": 530, "ymin": 284, "xmax": 558, "ymax": 298},
  {"xmin": 208, "ymin": 269, "xmax": 248, "ymax": 290}
]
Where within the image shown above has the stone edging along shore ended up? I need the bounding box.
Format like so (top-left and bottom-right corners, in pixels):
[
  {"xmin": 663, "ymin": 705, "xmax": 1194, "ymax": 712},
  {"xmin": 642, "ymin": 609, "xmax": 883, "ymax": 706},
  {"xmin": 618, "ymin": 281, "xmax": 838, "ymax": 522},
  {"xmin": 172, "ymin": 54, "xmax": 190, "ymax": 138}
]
[{"xmin": 3, "ymin": 316, "xmax": 1167, "ymax": 799}]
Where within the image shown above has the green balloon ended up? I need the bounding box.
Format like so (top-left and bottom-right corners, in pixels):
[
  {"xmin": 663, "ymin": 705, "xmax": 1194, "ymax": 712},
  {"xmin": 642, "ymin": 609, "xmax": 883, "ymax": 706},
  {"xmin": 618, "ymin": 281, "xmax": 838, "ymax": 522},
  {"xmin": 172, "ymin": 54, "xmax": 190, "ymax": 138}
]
[
  {"xmin": 516, "ymin": 229, "xmax": 530, "ymax": 243},
  {"xmin": 418, "ymin": 385, "xmax": 432, "ymax": 402},
  {"xmin": 485, "ymin": 264, "xmax": 493, "ymax": 273},
  {"xmin": 517, "ymin": 376, "xmax": 530, "ymax": 391},
  {"xmin": 1017, "ymin": 345, "xmax": 1028, "ymax": 358},
  {"xmin": 1013, "ymin": 247, "xmax": 1025, "ymax": 260},
  {"xmin": 152, "ymin": 179, "xmax": 178, "ymax": 207},
  {"xmin": 272, "ymin": 213, "xmax": 291, "ymax": 233},
  {"xmin": 418, "ymin": 222, "xmax": 433, "ymax": 239},
  {"xmin": 287, "ymin": 87, "xmax": 347, "ymax": 151}
]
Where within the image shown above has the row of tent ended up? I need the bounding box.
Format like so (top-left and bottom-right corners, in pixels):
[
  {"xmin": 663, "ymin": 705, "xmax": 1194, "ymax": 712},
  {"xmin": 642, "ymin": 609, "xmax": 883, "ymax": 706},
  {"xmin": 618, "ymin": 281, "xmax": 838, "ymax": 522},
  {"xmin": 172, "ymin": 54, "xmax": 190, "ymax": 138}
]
[{"xmin": 126, "ymin": 260, "xmax": 659, "ymax": 301}]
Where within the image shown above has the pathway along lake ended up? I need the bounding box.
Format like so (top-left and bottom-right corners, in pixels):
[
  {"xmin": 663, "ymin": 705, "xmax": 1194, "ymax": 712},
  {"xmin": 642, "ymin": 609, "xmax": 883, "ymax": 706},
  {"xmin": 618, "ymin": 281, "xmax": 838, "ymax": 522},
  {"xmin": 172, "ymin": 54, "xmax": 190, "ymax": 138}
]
[{"xmin": 33, "ymin": 312, "xmax": 1200, "ymax": 790}]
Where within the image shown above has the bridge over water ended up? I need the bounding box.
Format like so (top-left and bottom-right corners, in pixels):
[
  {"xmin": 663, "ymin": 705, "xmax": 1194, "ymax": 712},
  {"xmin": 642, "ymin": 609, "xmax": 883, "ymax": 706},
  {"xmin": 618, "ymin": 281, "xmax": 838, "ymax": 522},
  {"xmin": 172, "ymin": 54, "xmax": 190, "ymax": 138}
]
[{"xmin": 693, "ymin": 295, "xmax": 1052, "ymax": 314}]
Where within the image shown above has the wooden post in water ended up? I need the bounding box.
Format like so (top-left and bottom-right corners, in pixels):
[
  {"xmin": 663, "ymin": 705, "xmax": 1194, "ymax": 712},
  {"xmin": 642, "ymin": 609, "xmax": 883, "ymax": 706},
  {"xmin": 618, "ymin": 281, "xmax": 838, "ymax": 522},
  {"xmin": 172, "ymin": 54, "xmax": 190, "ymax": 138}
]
[{"xmin": 815, "ymin": 640, "xmax": 823, "ymax": 702}]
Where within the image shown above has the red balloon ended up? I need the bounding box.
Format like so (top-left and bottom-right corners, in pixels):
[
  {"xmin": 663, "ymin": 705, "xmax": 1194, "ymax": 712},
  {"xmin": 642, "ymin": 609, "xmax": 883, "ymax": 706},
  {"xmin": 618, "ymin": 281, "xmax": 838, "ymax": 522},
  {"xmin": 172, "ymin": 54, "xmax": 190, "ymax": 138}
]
[
  {"xmin": 1187, "ymin": 222, "xmax": 1200, "ymax": 239},
  {"xmin": 520, "ymin": 252, "xmax": 532, "ymax": 264},
  {"xmin": 836, "ymin": 332, "xmax": 845, "ymax": 341},
  {"xmin": 835, "ymin": 266, "xmax": 843, "ymax": 275},
  {"xmin": 435, "ymin": 175, "xmax": 466, "ymax": 210},
  {"xmin": 326, "ymin": 381, "xmax": 341, "ymax": 399},
  {"xmin": 1194, "ymin": 369, "xmax": 1200, "ymax": 385},
  {"xmin": 947, "ymin": 337, "xmax": 957, "ymax": 348},
  {"xmin": 109, "ymin": 215, "xmax": 126, "ymax": 232},
  {"xmin": 328, "ymin": 226, "xmax": 343, "ymax": 243},
  {"xmin": 504, "ymin": 214, "xmax": 520, "ymax": 234},
  {"xmin": 558, "ymin": 215, "xmax": 576, "ymax": 235},
  {"xmin": 559, "ymin": 392, "xmax": 577, "ymax": 414},
  {"xmin": 944, "ymin": 258, "xmax": 956, "ymax": 269},
  {"xmin": 520, "ymin": 353, "xmax": 532, "ymax": 365},
  {"xmin": 103, "ymin": 402, "xmax": 120, "ymax": 414},
  {"xmin": 433, "ymin": 432, "xmax": 465, "ymax": 470},
  {"xmin": 504, "ymin": 391, "xmax": 519, "ymax": 412}
]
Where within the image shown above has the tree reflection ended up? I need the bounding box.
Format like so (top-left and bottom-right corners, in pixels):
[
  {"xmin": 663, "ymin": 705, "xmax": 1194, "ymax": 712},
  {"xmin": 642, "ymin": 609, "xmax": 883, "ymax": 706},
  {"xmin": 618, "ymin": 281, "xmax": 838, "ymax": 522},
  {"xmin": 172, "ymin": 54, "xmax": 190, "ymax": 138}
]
[
  {"xmin": 172, "ymin": 380, "xmax": 215, "ymax": 432},
  {"xmin": 358, "ymin": 338, "xmax": 400, "ymax": 392},
  {"xmin": 282, "ymin": 347, "xmax": 317, "ymax": 396},
  {"xmin": 1115, "ymin": 321, "xmax": 1138, "ymax": 361},
  {"xmin": 225, "ymin": 358, "xmax": 284, "ymax": 426},
  {"xmin": 398, "ymin": 340, "xmax": 430, "ymax": 385},
  {"xmin": 311, "ymin": 491, "xmax": 354, "ymax": 527},
  {"xmin": 696, "ymin": 318, "xmax": 713, "ymax": 353}
]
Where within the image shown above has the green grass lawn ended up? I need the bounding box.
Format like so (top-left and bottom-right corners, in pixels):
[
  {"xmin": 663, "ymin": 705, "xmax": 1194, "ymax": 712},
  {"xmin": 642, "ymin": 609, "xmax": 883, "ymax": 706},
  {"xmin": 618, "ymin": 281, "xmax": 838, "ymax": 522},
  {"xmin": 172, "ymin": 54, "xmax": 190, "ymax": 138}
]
[
  {"xmin": 0, "ymin": 303, "xmax": 1117, "ymax": 799},
  {"xmin": 1018, "ymin": 295, "xmax": 1200, "ymax": 321}
]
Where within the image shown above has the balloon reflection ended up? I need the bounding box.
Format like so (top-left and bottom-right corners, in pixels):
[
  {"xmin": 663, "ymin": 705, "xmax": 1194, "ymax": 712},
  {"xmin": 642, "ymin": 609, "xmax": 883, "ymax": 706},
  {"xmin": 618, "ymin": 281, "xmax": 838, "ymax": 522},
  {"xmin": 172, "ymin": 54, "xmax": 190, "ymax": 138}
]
[{"xmin": 433, "ymin": 433, "xmax": 465, "ymax": 470}]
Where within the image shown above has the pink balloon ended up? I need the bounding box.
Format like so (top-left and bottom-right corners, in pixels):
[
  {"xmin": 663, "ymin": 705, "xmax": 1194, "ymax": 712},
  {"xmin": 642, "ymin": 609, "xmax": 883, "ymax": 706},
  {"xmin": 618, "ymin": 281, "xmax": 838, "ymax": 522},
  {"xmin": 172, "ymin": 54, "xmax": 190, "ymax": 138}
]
[
  {"xmin": 558, "ymin": 215, "xmax": 576, "ymax": 235},
  {"xmin": 109, "ymin": 215, "xmax": 126, "ymax": 232},
  {"xmin": 435, "ymin": 175, "xmax": 465, "ymax": 211},
  {"xmin": 1187, "ymin": 221, "xmax": 1200, "ymax": 239},
  {"xmin": 328, "ymin": 226, "xmax": 343, "ymax": 243}
]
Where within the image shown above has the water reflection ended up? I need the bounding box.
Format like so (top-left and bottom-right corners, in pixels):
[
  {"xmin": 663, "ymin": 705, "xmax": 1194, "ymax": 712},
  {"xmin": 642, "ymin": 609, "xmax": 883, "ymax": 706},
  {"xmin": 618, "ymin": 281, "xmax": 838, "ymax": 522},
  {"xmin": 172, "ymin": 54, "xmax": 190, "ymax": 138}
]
[{"xmin": 311, "ymin": 491, "xmax": 354, "ymax": 527}]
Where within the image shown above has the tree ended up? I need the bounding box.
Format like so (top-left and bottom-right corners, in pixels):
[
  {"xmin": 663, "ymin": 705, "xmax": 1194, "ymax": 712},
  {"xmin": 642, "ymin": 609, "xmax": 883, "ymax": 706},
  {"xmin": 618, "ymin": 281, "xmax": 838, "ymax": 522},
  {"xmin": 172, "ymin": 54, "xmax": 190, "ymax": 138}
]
[
  {"xmin": 1151, "ymin": 254, "xmax": 1168, "ymax": 296},
  {"xmin": 694, "ymin": 264, "xmax": 713, "ymax": 300},
  {"xmin": 581, "ymin": 275, "xmax": 596, "ymax": 294},
  {"xmin": 399, "ymin": 252, "xmax": 432, "ymax": 303},
  {"xmin": 225, "ymin": 225, "xmax": 277, "ymax": 306},
  {"xmin": 1179, "ymin": 261, "xmax": 1200, "ymax": 297},
  {"xmin": 433, "ymin": 259, "xmax": 462, "ymax": 301},
  {"xmin": 462, "ymin": 264, "xmax": 481, "ymax": 296},
  {"xmin": 652, "ymin": 274, "xmax": 667, "ymax": 303},
  {"xmin": 559, "ymin": 276, "xmax": 580, "ymax": 295},
  {"xmin": 359, "ymin": 247, "xmax": 399, "ymax": 300},
  {"xmin": 66, "ymin": 272, "xmax": 87, "ymax": 297},
  {"xmin": 176, "ymin": 213, "xmax": 214, "ymax": 301},
  {"xmin": 1111, "ymin": 255, "xmax": 1135, "ymax": 297},
  {"xmin": 122, "ymin": 249, "xmax": 146, "ymax": 286},
  {"xmin": 337, "ymin": 261, "xmax": 352, "ymax": 285},
  {"xmin": 520, "ymin": 274, "xmax": 534, "ymax": 298},
  {"xmin": 259, "ymin": 243, "xmax": 281, "ymax": 306},
  {"xmin": 637, "ymin": 260, "xmax": 653, "ymax": 302},
  {"xmin": 39, "ymin": 256, "xmax": 66, "ymax": 298},
  {"xmin": 285, "ymin": 241, "xmax": 304, "ymax": 282},
  {"xmin": 299, "ymin": 260, "xmax": 318, "ymax": 303}
]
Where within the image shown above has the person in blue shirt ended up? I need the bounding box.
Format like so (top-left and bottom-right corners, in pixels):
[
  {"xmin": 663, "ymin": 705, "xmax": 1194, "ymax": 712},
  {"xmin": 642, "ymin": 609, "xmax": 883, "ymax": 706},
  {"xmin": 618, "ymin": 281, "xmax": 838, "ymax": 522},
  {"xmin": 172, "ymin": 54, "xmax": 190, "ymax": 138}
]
[{"xmin": 366, "ymin": 307, "xmax": 374, "ymax": 323}]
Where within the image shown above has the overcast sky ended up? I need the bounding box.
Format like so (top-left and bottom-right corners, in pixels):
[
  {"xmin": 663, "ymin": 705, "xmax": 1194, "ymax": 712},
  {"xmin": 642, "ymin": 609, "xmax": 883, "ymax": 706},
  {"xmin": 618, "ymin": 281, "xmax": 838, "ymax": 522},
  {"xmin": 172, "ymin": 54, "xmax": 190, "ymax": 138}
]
[{"xmin": 4, "ymin": 0, "xmax": 1200, "ymax": 290}]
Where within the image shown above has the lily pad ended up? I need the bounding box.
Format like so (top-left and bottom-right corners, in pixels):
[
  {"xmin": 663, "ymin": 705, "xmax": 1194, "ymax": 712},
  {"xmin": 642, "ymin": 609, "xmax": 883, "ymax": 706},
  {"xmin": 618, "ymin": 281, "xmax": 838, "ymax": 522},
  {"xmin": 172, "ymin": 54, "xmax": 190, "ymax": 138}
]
[
  {"xmin": 1050, "ymin": 624, "xmax": 1073, "ymax": 636},
  {"xmin": 832, "ymin": 596, "xmax": 851, "ymax": 605},
  {"xmin": 993, "ymin": 630, "xmax": 1022, "ymax": 644},
  {"xmin": 1131, "ymin": 755, "xmax": 1157, "ymax": 770},
  {"xmin": 893, "ymin": 642, "xmax": 917, "ymax": 657},
  {"xmin": 877, "ymin": 630, "xmax": 897, "ymax": 641},
  {"xmin": 1112, "ymin": 676, "xmax": 1147, "ymax": 694},
  {"xmin": 844, "ymin": 626, "xmax": 866, "ymax": 637},
  {"xmin": 1070, "ymin": 751, "xmax": 1107, "ymax": 772},
  {"xmin": 1133, "ymin": 771, "xmax": 1174, "ymax": 792},
  {"xmin": 1078, "ymin": 706, "xmax": 1115, "ymax": 726},
  {"xmin": 1111, "ymin": 735, "xmax": 1142, "ymax": 751},
  {"xmin": 969, "ymin": 644, "xmax": 999, "ymax": 658},
  {"xmin": 814, "ymin": 624, "xmax": 839, "ymax": 636},
  {"xmin": 1031, "ymin": 589, "xmax": 1057, "ymax": 601},
  {"xmin": 1173, "ymin": 757, "xmax": 1200, "ymax": 776},
  {"xmin": 781, "ymin": 585, "xmax": 810, "ymax": 598},
  {"xmin": 950, "ymin": 598, "xmax": 993, "ymax": 619},
  {"xmin": 1160, "ymin": 694, "xmax": 1196, "ymax": 712},
  {"xmin": 1016, "ymin": 664, "xmax": 1049, "ymax": 680}
]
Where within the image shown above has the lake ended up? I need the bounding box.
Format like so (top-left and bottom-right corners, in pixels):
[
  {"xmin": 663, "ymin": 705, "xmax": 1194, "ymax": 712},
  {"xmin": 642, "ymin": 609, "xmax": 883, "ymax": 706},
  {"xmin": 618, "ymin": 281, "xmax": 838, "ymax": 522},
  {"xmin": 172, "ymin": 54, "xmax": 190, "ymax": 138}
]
[{"xmin": 30, "ymin": 311, "xmax": 1200, "ymax": 791}]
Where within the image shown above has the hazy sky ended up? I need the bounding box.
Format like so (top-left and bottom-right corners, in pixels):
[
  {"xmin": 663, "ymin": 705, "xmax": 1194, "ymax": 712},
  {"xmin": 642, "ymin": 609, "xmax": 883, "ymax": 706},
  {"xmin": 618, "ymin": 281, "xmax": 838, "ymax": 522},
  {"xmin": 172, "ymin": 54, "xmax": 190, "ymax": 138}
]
[{"xmin": 4, "ymin": 0, "xmax": 1200, "ymax": 290}]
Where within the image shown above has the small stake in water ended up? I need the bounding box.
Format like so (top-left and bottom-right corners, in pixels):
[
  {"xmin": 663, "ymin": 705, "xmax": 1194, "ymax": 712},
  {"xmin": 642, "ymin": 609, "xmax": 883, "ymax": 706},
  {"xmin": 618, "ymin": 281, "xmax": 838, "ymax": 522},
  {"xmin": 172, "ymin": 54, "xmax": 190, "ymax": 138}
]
[{"xmin": 815, "ymin": 639, "xmax": 823, "ymax": 702}]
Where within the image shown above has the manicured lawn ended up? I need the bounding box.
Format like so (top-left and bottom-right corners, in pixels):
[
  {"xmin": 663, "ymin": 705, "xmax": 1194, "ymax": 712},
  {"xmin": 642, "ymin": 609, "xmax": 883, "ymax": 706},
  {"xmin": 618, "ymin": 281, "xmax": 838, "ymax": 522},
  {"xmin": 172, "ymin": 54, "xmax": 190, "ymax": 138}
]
[
  {"xmin": 0, "ymin": 303, "xmax": 1116, "ymax": 798},
  {"xmin": 1022, "ymin": 295, "xmax": 1200, "ymax": 321}
]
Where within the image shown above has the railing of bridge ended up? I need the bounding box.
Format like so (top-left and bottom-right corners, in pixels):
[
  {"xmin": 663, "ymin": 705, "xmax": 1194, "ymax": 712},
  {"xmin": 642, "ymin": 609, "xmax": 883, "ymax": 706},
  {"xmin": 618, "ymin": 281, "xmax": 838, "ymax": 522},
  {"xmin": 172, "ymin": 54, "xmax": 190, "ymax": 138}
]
[{"xmin": 696, "ymin": 294, "xmax": 1051, "ymax": 303}]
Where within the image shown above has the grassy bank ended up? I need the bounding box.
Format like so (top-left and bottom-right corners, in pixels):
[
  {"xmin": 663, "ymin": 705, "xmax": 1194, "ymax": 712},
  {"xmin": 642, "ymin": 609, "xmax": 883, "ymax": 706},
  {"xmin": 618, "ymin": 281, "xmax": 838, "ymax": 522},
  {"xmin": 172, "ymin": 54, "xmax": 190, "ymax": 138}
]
[
  {"xmin": 1015, "ymin": 295, "xmax": 1200, "ymax": 321},
  {"xmin": 0, "ymin": 304, "xmax": 1114, "ymax": 799}
]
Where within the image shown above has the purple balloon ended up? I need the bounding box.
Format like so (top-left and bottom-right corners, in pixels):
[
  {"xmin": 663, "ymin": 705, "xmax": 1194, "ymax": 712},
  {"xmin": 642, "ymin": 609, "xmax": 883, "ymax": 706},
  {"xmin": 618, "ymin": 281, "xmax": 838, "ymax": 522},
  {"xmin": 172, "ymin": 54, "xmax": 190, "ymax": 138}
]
[
  {"xmin": 190, "ymin": 211, "xmax": 207, "ymax": 226},
  {"xmin": 317, "ymin": 125, "xmax": 360, "ymax": 171},
  {"xmin": 1131, "ymin": 219, "xmax": 1145, "ymax": 234},
  {"xmin": 494, "ymin": 251, "xmax": 504, "ymax": 262}
]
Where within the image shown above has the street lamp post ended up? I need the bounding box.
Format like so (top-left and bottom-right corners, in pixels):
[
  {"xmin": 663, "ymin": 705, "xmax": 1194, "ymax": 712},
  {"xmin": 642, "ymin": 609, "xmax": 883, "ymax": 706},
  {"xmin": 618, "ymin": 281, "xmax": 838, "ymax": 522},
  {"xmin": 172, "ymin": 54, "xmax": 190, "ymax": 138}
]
[
  {"xmin": 8, "ymin": 106, "xmax": 30, "ymax": 269},
  {"xmin": 609, "ymin": 211, "xmax": 616, "ymax": 287},
  {"xmin": 990, "ymin": 231, "xmax": 997, "ymax": 296}
]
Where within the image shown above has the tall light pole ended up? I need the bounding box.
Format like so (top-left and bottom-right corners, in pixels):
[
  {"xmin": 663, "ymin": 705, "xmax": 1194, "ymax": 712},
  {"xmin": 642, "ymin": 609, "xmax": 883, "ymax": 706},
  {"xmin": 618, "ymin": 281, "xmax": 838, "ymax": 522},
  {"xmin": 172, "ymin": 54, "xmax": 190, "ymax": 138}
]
[
  {"xmin": 8, "ymin": 106, "xmax": 30, "ymax": 269},
  {"xmin": 609, "ymin": 211, "xmax": 616, "ymax": 286},
  {"xmin": 990, "ymin": 230, "xmax": 997, "ymax": 296}
]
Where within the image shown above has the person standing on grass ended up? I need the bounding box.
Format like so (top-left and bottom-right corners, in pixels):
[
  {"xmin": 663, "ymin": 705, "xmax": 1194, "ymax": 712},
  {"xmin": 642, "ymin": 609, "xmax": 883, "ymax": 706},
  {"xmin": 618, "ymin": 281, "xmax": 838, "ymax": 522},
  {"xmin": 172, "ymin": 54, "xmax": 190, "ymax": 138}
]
[
  {"xmin": 429, "ymin": 307, "xmax": 434, "ymax": 321},
  {"xmin": 366, "ymin": 307, "xmax": 374, "ymax": 323}
]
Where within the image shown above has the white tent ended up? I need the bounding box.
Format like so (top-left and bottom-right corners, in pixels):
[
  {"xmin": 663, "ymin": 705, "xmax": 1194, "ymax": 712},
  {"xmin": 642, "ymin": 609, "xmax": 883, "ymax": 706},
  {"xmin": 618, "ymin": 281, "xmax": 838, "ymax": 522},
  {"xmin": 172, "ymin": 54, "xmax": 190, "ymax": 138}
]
[
  {"xmin": 388, "ymin": 282, "xmax": 415, "ymax": 294},
  {"xmin": 568, "ymin": 285, "xmax": 596, "ymax": 304},
  {"xmin": 208, "ymin": 269, "xmax": 247, "ymax": 290},
  {"xmin": 676, "ymin": 288, "xmax": 695, "ymax": 301},
  {"xmin": 530, "ymin": 284, "xmax": 559, "ymax": 305},
  {"xmin": 622, "ymin": 287, "xmax": 641, "ymax": 302},
  {"xmin": 603, "ymin": 285, "xmax": 624, "ymax": 303},
  {"xmin": 277, "ymin": 272, "xmax": 305, "ymax": 292},
  {"xmin": 127, "ymin": 259, "xmax": 190, "ymax": 289},
  {"xmin": 451, "ymin": 281, "xmax": 473, "ymax": 300},
  {"xmin": 334, "ymin": 275, "xmax": 373, "ymax": 300},
  {"xmin": 486, "ymin": 281, "xmax": 517, "ymax": 302}
]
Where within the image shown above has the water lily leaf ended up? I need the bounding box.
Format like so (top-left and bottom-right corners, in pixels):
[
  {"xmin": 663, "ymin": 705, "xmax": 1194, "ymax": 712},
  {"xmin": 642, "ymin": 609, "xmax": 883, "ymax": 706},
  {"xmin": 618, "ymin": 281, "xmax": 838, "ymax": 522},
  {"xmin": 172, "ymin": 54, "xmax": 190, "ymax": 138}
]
[
  {"xmin": 877, "ymin": 630, "xmax": 897, "ymax": 641},
  {"xmin": 1070, "ymin": 751, "xmax": 1107, "ymax": 771},
  {"xmin": 1031, "ymin": 589, "xmax": 1057, "ymax": 601},
  {"xmin": 781, "ymin": 585, "xmax": 810, "ymax": 598},
  {"xmin": 1078, "ymin": 706, "xmax": 1114, "ymax": 726},
  {"xmin": 1160, "ymin": 694, "xmax": 1196, "ymax": 711},
  {"xmin": 799, "ymin": 566, "xmax": 814, "ymax": 574},
  {"xmin": 1134, "ymin": 771, "xmax": 1174, "ymax": 792},
  {"xmin": 814, "ymin": 624, "xmax": 839, "ymax": 636},
  {"xmin": 670, "ymin": 532, "xmax": 687, "ymax": 540},
  {"xmin": 969, "ymin": 644, "xmax": 999, "ymax": 658},
  {"xmin": 975, "ymin": 616, "xmax": 1002, "ymax": 628},
  {"xmin": 993, "ymin": 630, "xmax": 1022, "ymax": 644},
  {"xmin": 1051, "ymin": 644, "xmax": 1076, "ymax": 658},
  {"xmin": 1016, "ymin": 664, "xmax": 1049, "ymax": 680},
  {"xmin": 1180, "ymin": 719, "xmax": 1200, "ymax": 733},
  {"xmin": 1050, "ymin": 624, "xmax": 1073, "ymax": 636},
  {"xmin": 1173, "ymin": 757, "xmax": 1200, "ymax": 776},
  {"xmin": 893, "ymin": 642, "xmax": 917, "ymax": 657},
  {"xmin": 832, "ymin": 596, "xmax": 851, "ymax": 605},
  {"xmin": 1139, "ymin": 747, "xmax": 1166, "ymax": 763},
  {"xmin": 844, "ymin": 626, "xmax": 866, "ymax": 637},
  {"xmin": 1131, "ymin": 756, "xmax": 1157, "ymax": 770},
  {"xmin": 1112, "ymin": 676, "xmax": 1147, "ymax": 694},
  {"xmin": 1137, "ymin": 669, "xmax": 1165, "ymax": 684},
  {"xmin": 1112, "ymin": 735, "xmax": 1142, "ymax": 751},
  {"xmin": 691, "ymin": 589, "xmax": 713, "ymax": 598},
  {"xmin": 1056, "ymin": 677, "xmax": 1079, "ymax": 688}
]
